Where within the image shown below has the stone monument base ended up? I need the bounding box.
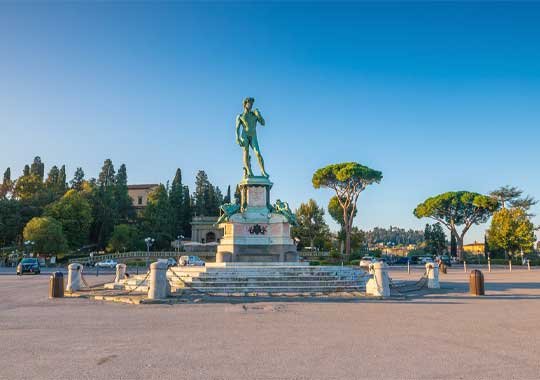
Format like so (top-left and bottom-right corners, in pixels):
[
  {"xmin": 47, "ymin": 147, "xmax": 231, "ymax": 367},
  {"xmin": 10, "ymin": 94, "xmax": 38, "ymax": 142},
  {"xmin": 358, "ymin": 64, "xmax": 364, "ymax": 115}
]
[{"xmin": 216, "ymin": 176, "xmax": 298, "ymax": 263}]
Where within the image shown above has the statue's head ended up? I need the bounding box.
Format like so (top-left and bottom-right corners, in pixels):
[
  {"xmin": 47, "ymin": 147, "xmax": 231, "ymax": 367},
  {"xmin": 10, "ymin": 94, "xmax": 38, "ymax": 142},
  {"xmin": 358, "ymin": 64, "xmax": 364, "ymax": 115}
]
[{"xmin": 243, "ymin": 97, "xmax": 254, "ymax": 111}]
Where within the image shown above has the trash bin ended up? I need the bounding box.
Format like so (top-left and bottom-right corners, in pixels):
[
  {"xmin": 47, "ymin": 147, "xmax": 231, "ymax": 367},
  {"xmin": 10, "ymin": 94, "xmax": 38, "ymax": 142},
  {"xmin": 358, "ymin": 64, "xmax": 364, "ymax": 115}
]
[
  {"xmin": 49, "ymin": 271, "xmax": 64, "ymax": 298},
  {"xmin": 469, "ymin": 269, "xmax": 484, "ymax": 296}
]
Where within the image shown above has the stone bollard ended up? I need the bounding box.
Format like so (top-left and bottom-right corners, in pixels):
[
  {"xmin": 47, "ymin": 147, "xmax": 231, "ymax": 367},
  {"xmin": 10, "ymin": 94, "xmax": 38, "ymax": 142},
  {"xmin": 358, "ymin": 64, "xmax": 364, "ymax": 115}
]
[
  {"xmin": 66, "ymin": 263, "xmax": 83, "ymax": 292},
  {"xmin": 148, "ymin": 261, "xmax": 169, "ymax": 300},
  {"xmin": 115, "ymin": 263, "xmax": 127, "ymax": 283},
  {"xmin": 366, "ymin": 262, "xmax": 390, "ymax": 297},
  {"xmin": 426, "ymin": 262, "xmax": 440, "ymax": 289}
]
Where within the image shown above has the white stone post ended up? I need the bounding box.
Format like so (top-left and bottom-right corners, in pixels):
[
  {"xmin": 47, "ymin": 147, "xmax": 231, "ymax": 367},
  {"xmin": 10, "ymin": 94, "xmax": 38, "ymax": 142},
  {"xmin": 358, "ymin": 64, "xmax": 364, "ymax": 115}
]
[
  {"xmin": 115, "ymin": 263, "xmax": 126, "ymax": 283},
  {"xmin": 66, "ymin": 263, "xmax": 83, "ymax": 292},
  {"xmin": 148, "ymin": 261, "xmax": 169, "ymax": 300},
  {"xmin": 366, "ymin": 262, "xmax": 390, "ymax": 297},
  {"xmin": 426, "ymin": 262, "xmax": 440, "ymax": 289}
]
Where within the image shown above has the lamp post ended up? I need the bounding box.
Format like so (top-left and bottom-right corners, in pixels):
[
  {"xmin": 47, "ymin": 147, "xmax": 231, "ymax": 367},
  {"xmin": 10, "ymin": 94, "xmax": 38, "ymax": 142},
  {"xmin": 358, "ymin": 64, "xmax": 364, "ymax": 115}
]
[
  {"xmin": 176, "ymin": 235, "xmax": 185, "ymax": 255},
  {"xmin": 144, "ymin": 237, "xmax": 155, "ymax": 268},
  {"xmin": 24, "ymin": 240, "xmax": 35, "ymax": 257}
]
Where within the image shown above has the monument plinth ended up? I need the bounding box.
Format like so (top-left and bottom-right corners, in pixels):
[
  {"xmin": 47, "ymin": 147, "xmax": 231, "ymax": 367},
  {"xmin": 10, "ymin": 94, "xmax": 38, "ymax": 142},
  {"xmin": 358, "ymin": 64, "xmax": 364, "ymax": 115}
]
[{"xmin": 215, "ymin": 97, "xmax": 298, "ymax": 263}]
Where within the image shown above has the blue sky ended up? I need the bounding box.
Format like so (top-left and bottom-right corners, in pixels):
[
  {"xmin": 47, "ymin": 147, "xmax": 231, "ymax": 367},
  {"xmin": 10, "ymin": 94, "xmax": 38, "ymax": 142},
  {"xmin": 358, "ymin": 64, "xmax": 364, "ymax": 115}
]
[{"xmin": 1, "ymin": 2, "xmax": 539, "ymax": 243}]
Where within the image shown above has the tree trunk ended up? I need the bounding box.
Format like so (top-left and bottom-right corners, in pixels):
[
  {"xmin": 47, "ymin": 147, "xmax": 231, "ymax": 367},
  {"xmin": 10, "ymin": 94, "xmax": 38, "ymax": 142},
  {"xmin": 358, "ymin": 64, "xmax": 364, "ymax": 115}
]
[
  {"xmin": 345, "ymin": 226, "xmax": 351, "ymax": 261},
  {"xmin": 456, "ymin": 235, "xmax": 464, "ymax": 261}
]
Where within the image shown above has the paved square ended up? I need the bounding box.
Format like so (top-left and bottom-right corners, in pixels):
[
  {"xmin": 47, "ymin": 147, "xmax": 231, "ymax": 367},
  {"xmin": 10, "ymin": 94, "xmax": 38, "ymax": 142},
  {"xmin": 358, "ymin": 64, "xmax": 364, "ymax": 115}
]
[{"xmin": 1, "ymin": 267, "xmax": 539, "ymax": 380}]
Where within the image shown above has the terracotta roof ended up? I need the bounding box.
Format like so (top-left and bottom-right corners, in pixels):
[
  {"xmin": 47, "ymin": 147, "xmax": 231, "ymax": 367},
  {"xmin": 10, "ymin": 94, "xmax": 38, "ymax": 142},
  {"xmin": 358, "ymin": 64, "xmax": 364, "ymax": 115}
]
[{"xmin": 127, "ymin": 184, "xmax": 159, "ymax": 190}]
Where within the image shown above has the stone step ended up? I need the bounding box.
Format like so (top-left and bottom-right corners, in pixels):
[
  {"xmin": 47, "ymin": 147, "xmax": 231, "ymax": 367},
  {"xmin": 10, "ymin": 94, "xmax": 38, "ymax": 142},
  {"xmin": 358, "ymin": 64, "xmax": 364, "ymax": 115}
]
[
  {"xmin": 175, "ymin": 280, "xmax": 362, "ymax": 288},
  {"xmin": 171, "ymin": 285, "xmax": 363, "ymax": 294},
  {"xmin": 178, "ymin": 275, "xmax": 362, "ymax": 282}
]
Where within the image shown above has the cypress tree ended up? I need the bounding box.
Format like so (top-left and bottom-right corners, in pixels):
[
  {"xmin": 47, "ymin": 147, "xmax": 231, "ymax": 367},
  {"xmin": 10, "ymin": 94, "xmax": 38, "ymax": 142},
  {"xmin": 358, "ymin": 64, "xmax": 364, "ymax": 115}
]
[
  {"xmin": 1, "ymin": 168, "xmax": 12, "ymax": 198},
  {"xmin": 97, "ymin": 159, "xmax": 116, "ymax": 188},
  {"xmin": 234, "ymin": 185, "xmax": 241, "ymax": 204},
  {"xmin": 23, "ymin": 165, "xmax": 30, "ymax": 176},
  {"xmin": 30, "ymin": 156, "xmax": 45, "ymax": 180},
  {"xmin": 170, "ymin": 169, "xmax": 185, "ymax": 236},
  {"xmin": 224, "ymin": 185, "xmax": 231, "ymax": 204},
  {"xmin": 115, "ymin": 164, "xmax": 134, "ymax": 222},
  {"xmin": 70, "ymin": 167, "xmax": 85, "ymax": 191}
]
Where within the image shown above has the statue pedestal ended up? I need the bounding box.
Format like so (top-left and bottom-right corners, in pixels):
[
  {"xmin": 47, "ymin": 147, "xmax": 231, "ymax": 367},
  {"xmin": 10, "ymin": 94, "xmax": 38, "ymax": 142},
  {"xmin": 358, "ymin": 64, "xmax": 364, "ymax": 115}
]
[{"xmin": 216, "ymin": 176, "xmax": 298, "ymax": 263}]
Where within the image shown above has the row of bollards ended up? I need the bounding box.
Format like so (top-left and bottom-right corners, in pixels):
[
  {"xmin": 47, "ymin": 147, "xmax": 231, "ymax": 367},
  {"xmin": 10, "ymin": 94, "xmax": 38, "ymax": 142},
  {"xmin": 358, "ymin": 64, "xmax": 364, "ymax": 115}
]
[{"xmin": 49, "ymin": 261, "xmax": 170, "ymax": 300}]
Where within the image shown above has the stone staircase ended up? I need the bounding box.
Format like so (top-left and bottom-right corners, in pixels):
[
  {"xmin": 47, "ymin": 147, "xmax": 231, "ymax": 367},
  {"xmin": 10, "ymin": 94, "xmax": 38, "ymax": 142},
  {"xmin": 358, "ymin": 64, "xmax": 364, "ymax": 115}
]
[
  {"xmin": 119, "ymin": 263, "xmax": 368, "ymax": 296},
  {"xmin": 168, "ymin": 263, "xmax": 368, "ymax": 296}
]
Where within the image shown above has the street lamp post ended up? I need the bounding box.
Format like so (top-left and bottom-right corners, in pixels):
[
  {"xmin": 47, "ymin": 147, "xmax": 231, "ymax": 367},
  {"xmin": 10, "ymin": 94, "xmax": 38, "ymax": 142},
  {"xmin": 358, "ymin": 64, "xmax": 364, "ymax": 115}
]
[
  {"xmin": 144, "ymin": 237, "xmax": 155, "ymax": 268},
  {"xmin": 24, "ymin": 240, "xmax": 35, "ymax": 257}
]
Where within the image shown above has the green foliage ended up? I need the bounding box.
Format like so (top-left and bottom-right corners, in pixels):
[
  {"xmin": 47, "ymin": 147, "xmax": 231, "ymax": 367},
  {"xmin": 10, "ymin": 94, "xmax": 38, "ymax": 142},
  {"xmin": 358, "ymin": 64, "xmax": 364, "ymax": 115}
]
[
  {"xmin": 0, "ymin": 198, "xmax": 23, "ymax": 246},
  {"xmin": 291, "ymin": 199, "xmax": 330, "ymax": 250},
  {"xmin": 313, "ymin": 162, "xmax": 382, "ymax": 256},
  {"xmin": 23, "ymin": 216, "xmax": 68, "ymax": 254},
  {"xmin": 349, "ymin": 259, "xmax": 360, "ymax": 266},
  {"xmin": 13, "ymin": 174, "xmax": 45, "ymax": 202},
  {"xmin": 0, "ymin": 168, "xmax": 12, "ymax": 198},
  {"xmin": 414, "ymin": 191, "xmax": 499, "ymax": 258},
  {"xmin": 107, "ymin": 224, "xmax": 141, "ymax": 252},
  {"xmin": 487, "ymin": 208, "xmax": 536, "ymax": 256},
  {"xmin": 70, "ymin": 167, "xmax": 85, "ymax": 191},
  {"xmin": 328, "ymin": 195, "xmax": 357, "ymax": 227},
  {"xmin": 365, "ymin": 226, "xmax": 424, "ymax": 246},
  {"xmin": 44, "ymin": 189, "xmax": 92, "ymax": 249},
  {"xmin": 141, "ymin": 184, "xmax": 174, "ymax": 249},
  {"xmin": 424, "ymin": 223, "xmax": 447, "ymax": 256},
  {"xmin": 193, "ymin": 170, "xmax": 222, "ymax": 216},
  {"xmin": 490, "ymin": 186, "xmax": 537, "ymax": 212},
  {"xmin": 30, "ymin": 157, "xmax": 44, "ymax": 180}
]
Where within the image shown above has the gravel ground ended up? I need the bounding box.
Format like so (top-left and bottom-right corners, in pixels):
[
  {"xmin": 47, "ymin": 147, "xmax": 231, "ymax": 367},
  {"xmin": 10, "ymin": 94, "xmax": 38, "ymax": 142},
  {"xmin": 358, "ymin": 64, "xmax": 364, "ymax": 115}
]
[{"xmin": 1, "ymin": 266, "xmax": 539, "ymax": 380}]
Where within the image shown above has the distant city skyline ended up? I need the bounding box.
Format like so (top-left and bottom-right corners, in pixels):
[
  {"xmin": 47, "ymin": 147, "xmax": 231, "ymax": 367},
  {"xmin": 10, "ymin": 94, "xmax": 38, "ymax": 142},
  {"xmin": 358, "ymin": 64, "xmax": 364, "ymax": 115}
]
[{"xmin": 1, "ymin": 2, "xmax": 539, "ymax": 243}]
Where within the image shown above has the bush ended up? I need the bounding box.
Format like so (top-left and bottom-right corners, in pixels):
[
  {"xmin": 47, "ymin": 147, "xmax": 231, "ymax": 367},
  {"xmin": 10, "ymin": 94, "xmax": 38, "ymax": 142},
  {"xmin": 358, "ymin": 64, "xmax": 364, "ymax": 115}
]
[
  {"xmin": 349, "ymin": 259, "xmax": 360, "ymax": 266},
  {"xmin": 309, "ymin": 260, "xmax": 321, "ymax": 266}
]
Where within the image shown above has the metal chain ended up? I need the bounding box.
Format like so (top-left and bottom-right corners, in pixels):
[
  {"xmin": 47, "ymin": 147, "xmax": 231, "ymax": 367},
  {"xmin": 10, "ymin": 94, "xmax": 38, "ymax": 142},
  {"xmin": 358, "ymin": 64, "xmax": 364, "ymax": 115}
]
[{"xmin": 120, "ymin": 271, "xmax": 151, "ymax": 295}]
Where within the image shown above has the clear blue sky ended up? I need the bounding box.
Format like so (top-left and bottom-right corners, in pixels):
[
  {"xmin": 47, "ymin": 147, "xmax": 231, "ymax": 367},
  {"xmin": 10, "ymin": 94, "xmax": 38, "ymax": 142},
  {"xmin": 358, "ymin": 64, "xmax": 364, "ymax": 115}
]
[{"xmin": 1, "ymin": 2, "xmax": 539, "ymax": 243}]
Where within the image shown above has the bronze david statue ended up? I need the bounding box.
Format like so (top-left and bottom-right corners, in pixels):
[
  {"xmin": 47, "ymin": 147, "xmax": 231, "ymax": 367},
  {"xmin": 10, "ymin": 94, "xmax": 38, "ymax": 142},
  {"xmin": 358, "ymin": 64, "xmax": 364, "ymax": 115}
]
[{"xmin": 236, "ymin": 97, "xmax": 269, "ymax": 178}]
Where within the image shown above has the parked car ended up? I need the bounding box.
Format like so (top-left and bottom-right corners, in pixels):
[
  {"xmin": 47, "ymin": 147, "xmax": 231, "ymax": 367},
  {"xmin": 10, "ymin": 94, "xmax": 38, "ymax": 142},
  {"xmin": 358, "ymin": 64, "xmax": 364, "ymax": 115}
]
[
  {"xmin": 440, "ymin": 255, "xmax": 452, "ymax": 267},
  {"xmin": 17, "ymin": 257, "xmax": 41, "ymax": 275},
  {"xmin": 158, "ymin": 258, "xmax": 177, "ymax": 267},
  {"xmin": 179, "ymin": 255, "xmax": 205, "ymax": 266},
  {"xmin": 95, "ymin": 259, "xmax": 118, "ymax": 268},
  {"xmin": 359, "ymin": 256, "xmax": 375, "ymax": 268},
  {"xmin": 420, "ymin": 257, "xmax": 434, "ymax": 264},
  {"xmin": 392, "ymin": 257, "xmax": 410, "ymax": 265}
]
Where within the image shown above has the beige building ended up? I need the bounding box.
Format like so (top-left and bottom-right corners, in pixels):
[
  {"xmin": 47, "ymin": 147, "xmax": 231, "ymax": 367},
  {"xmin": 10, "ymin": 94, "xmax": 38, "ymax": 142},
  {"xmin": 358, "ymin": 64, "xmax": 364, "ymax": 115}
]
[
  {"xmin": 191, "ymin": 216, "xmax": 224, "ymax": 243},
  {"xmin": 127, "ymin": 184, "xmax": 159, "ymax": 210}
]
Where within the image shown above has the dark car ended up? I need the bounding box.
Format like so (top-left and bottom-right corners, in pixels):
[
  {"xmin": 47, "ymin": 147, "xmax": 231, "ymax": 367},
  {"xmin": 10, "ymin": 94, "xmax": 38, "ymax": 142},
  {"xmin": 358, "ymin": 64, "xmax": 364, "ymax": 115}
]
[
  {"xmin": 17, "ymin": 258, "xmax": 41, "ymax": 275},
  {"xmin": 392, "ymin": 257, "xmax": 410, "ymax": 265}
]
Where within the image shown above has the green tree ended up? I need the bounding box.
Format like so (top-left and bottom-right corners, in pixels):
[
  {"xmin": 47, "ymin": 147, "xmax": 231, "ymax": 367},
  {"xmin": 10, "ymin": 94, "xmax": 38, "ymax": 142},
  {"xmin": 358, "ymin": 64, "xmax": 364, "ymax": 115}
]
[
  {"xmin": 141, "ymin": 184, "xmax": 173, "ymax": 249},
  {"xmin": 193, "ymin": 170, "xmax": 221, "ymax": 216},
  {"xmin": 23, "ymin": 217, "xmax": 68, "ymax": 254},
  {"xmin": 313, "ymin": 162, "xmax": 382, "ymax": 257},
  {"xmin": 490, "ymin": 186, "xmax": 537, "ymax": 213},
  {"xmin": 70, "ymin": 167, "xmax": 85, "ymax": 191},
  {"xmin": 487, "ymin": 208, "xmax": 536, "ymax": 259},
  {"xmin": 234, "ymin": 185, "xmax": 241, "ymax": 205},
  {"xmin": 114, "ymin": 164, "xmax": 134, "ymax": 222},
  {"xmin": 423, "ymin": 223, "xmax": 447, "ymax": 256},
  {"xmin": 44, "ymin": 189, "xmax": 92, "ymax": 249},
  {"xmin": 0, "ymin": 198, "xmax": 23, "ymax": 246},
  {"xmin": 97, "ymin": 159, "xmax": 115, "ymax": 188},
  {"xmin": 0, "ymin": 168, "xmax": 12, "ymax": 198},
  {"xmin": 414, "ymin": 191, "xmax": 499, "ymax": 260},
  {"xmin": 170, "ymin": 169, "xmax": 186, "ymax": 236},
  {"xmin": 13, "ymin": 173, "xmax": 45, "ymax": 202},
  {"xmin": 291, "ymin": 199, "xmax": 330, "ymax": 250},
  {"xmin": 182, "ymin": 186, "xmax": 192, "ymax": 237},
  {"xmin": 107, "ymin": 224, "xmax": 141, "ymax": 252},
  {"xmin": 224, "ymin": 185, "xmax": 231, "ymax": 204},
  {"xmin": 30, "ymin": 156, "xmax": 45, "ymax": 180}
]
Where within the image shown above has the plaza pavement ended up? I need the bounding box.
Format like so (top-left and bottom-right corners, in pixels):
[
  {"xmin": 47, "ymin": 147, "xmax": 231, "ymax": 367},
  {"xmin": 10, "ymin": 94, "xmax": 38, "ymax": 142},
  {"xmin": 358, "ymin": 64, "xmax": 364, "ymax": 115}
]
[{"xmin": 0, "ymin": 266, "xmax": 539, "ymax": 380}]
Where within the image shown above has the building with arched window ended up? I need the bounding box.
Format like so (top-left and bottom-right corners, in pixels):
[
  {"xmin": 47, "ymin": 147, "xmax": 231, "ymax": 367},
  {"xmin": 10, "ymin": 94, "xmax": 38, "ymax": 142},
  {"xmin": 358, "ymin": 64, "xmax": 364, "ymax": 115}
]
[{"xmin": 191, "ymin": 216, "xmax": 223, "ymax": 243}]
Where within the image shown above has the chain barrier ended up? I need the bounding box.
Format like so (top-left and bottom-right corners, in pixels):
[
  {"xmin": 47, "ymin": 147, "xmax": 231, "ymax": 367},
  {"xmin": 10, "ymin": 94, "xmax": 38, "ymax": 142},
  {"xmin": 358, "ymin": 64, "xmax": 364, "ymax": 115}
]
[
  {"xmin": 389, "ymin": 267, "xmax": 431, "ymax": 294},
  {"xmin": 119, "ymin": 271, "xmax": 151, "ymax": 296},
  {"xmin": 167, "ymin": 267, "xmax": 214, "ymax": 295}
]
